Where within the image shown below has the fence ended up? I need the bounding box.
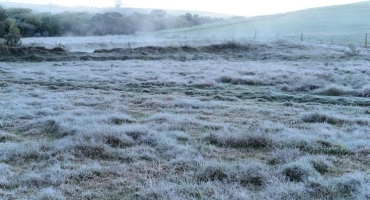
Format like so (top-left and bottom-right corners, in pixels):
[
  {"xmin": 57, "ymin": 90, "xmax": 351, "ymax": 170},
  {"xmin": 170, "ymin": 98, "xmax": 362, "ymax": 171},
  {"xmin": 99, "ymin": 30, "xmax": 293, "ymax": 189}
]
[
  {"xmin": 154, "ymin": 23, "xmax": 370, "ymax": 47},
  {"xmin": 164, "ymin": 31, "xmax": 369, "ymax": 47}
]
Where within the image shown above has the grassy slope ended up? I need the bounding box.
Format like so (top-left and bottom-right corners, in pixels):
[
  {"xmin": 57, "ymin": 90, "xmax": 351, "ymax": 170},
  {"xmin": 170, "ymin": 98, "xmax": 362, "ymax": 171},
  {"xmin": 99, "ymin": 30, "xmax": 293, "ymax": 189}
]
[{"xmin": 155, "ymin": 1, "xmax": 370, "ymax": 44}]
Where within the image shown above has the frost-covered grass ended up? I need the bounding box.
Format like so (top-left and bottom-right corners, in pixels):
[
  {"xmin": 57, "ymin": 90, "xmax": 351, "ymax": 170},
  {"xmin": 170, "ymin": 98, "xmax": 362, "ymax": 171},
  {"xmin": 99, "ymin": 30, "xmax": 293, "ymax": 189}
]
[
  {"xmin": 1, "ymin": 41, "xmax": 370, "ymax": 199},
  {"xmin": 154, "ymin": 1, "xmax": 370, "ymax": 45}
]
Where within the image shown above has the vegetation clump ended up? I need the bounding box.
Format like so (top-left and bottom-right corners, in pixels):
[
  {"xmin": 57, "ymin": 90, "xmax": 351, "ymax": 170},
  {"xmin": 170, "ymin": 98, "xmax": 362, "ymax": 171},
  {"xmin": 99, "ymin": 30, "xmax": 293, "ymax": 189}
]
[
  {"xmin": 201, "ymin": 41, "xmax": 257, "ymax": 53},
  {"xmin": 281, "ymin": 162, "xmax": 314, "ymax": 182},
  {"xmin": 205, "ymin": 130, "xmax": 273, "ymax": 149},
  {"xmin": 3, "ymin": 32, "xmax": 22, "ymax": 46},
  {"xmin": 301, "ymin": 112, "xmax": 346, "ymax": 125},
  {"xmin": 0, "ymin": 6, "xmax": 223, "ymax": 37},
  {"xmin": 345, "ymin": 44, "xmax": 360, "ymax": 56}
]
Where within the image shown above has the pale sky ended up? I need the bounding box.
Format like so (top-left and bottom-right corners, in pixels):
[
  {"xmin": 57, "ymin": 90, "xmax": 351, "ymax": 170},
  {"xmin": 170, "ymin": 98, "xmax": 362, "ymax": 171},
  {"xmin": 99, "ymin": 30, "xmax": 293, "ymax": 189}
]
[{"xmin": 3, "ymin": 0, "xmax": 367, "ymax": 16}]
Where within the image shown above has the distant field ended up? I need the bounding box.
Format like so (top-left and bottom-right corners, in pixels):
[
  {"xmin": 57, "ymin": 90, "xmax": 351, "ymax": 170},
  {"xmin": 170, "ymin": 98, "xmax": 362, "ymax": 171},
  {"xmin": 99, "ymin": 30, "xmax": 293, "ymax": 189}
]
[{"xmin": 153, "ymin": 1, "xmax": 370, "ymax": 45}]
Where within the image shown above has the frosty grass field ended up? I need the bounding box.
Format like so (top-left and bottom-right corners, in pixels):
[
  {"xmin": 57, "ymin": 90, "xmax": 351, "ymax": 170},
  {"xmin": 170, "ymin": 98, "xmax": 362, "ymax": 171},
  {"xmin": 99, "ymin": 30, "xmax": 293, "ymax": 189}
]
[{"xmin": 1, "ymin": 34, "xmax": 370, "ymax": 199}]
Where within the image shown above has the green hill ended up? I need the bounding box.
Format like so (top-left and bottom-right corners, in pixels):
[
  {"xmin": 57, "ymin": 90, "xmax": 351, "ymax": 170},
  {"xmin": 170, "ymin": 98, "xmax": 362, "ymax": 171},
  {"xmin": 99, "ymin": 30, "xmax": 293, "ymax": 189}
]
[{"xmin": 154, "ymin": 1, "xmax": 370, "ymax": 45}]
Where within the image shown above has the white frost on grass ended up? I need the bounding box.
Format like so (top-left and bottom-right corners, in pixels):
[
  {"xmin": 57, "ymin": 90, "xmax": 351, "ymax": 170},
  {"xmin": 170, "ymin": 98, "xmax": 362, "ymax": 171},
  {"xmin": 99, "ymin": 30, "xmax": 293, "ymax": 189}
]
[{"xmin": 1, "ymin": 41, "xmax": 370, "ymax": 198}]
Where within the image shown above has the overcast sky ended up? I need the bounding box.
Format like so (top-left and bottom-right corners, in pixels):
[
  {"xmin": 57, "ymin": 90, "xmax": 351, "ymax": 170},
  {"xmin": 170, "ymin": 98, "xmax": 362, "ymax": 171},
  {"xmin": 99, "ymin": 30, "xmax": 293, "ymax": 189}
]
[{"xmin": 2, "ymin": 0, "xmax": 367, "ymax": 16}]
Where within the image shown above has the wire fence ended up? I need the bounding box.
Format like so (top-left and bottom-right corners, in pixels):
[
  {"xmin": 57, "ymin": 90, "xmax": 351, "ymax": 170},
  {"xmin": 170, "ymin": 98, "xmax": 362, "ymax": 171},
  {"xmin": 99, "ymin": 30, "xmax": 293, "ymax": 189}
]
[
  {"xmin": 158, "ymin": 30, "xmax": 369, "ymax": 47},
  {"xmin": 155, "ymin": 21, "xmax": 370, "ymax": 47}
]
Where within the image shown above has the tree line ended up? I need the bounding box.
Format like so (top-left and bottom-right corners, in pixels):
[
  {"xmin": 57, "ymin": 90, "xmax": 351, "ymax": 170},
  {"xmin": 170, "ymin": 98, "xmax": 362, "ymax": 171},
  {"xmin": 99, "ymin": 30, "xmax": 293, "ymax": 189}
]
[{"xmin": 0, "ymin": 6, "xmax": 223, "ymax": 40}]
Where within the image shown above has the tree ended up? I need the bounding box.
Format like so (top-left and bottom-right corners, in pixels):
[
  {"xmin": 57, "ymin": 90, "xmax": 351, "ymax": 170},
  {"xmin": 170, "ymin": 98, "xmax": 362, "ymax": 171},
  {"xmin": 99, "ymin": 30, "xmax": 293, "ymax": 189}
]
[
  {"xmin": 90, "ymin": 12, "xmax": 125, "ymax": 35},
  {"xmin": 4, "ymin": 8, "xmax": 32, "ymax": 17},
  {"xmin": 55, "ymin": 12, "xmax": 93, "ymax": 36},
  {"xmin": 5, "ymin": 19, "xmax": 20, "ymax": 34},
  {"xmin": 184, "ymin": 13, "xmax": 193, "ymax": 22},
  {"xmin": 0, "ymin": 6, "xmax": 7, "ymax": 37},
  {"xmin": 40, "ymin": 13, "xmax": 62, "ymax": 36}
]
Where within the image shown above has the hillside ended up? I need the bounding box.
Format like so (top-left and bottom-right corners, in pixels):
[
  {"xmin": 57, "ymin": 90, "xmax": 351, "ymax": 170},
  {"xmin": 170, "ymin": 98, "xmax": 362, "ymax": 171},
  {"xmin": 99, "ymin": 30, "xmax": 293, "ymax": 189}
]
[
  {"xmin": 154, "ymin": 1, "xmax": 370, "ymax": 45},
  {"xmin": 0, "ymin": 1, "xmax": 231, "ymax": 18}
]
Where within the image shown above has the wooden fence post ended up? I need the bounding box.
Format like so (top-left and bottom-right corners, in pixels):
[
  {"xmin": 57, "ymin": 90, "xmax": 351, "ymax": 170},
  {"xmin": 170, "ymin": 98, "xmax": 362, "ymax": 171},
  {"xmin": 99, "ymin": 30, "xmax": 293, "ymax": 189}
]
[
  {"xmin": 254, "ymin": 30, "xmax": 257, "ymax": 39},
  {"xmin": 365, "ymin": 33, "xmax": 368, "ymax": 48},
  {"xmin": 301, "ymin": 33, "xmax": 303, "ymax": 42},
  {"xmin": 331, "ymin": 36, "xmax": 333, "ymax": 45}
]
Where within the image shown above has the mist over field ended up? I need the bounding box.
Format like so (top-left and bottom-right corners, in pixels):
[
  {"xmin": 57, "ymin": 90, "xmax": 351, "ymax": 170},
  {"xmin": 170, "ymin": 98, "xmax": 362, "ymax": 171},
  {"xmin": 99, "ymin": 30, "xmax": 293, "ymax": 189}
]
[{"xmin": 1, "ymin": 1, "xmax": 370, "ymax": 199}]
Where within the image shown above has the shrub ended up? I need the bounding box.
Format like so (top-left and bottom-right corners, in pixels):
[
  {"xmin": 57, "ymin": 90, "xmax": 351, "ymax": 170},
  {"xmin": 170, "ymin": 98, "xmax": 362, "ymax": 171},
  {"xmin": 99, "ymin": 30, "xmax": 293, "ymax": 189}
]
[
  {"xmin": 201, "ymin": 41, "xmax": 256, "ymax": 53},
  {"xmin": 314, "ymin": 85, "xmax": 354, "ymax": 96},
  {"xmin": 197, "ymin": 162, "xmax": 228, "ymax": 182},
  {"xmin": 301, "ymin": 112, "xmax": 346, "ymax": 125},
  {"xmin": 305, "ymin": 180, "xmax": 333, "ymax": 199},
  {"xmin": 55, "ymin": 43, "xmax": 69, "ymax": 52},
  {"xmin": 268, "ymin": 148, "xmax": 301, "ymax": 165},
  {"xmin": 4, "ymin": 32, "xmax": 22, "ymax": 46},
  {"xmin": 332, "ymin": 173, "xmax": 368, "ymax": 198},
  {"xmin": 205, "ymin": 130, "xmax": 273, "ymax": 149},
  {"xmin": 228, "ymin": 162, "xmax": 272, "ymax": 188},
  {"xmin": 282, "ymin": 165, "xmax": 310, "ymax": 182},
  {"xmin": 310, "ymin": 156, "xmax": 332, "ymax": 174},
  {"xmin": 346, "ymin": 44, "xmax": 360, "ymax": 56},
  {"xmin": 216, "ymin": 76, "xmax": 264, "ymax": 85},
  {"xmin": 103, "ymin": 134, "xmax": 135, "ymax": 148},
  {"xmin": 281, "ymin": 161, "xmax": 318, "ymax": 182}
]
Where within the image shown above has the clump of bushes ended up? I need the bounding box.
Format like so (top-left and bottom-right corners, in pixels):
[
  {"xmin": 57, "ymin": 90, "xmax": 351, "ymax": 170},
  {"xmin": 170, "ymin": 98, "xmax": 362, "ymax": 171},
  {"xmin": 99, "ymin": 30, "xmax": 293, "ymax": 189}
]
[
  {"xmin": 268, "ymin": 148, "xmax": 301, "ymax": 165},
  {"xmin": 197, "ymin": 162, "xmax": 228, "ymax": 182},
  {"xmin": 332, "ymin": 173, "xmax": 369, "ymax": 198},
  {"xmin": 205, "ymin": 130, "xmax": 273, "ymax": 149},
  {"xmin": 301, "ymin": 112, "xmax": 369, "ymax": 127},
  {"xmin": 4, "ymin": 32, "xmax": 22, "ymax": 47},
  {"xmin": 310, "ymin": 156, "xmax": 332, "ymax": 174},
  {"xmin": 281, "ymin": 160, "xmax": 319, "ymax": 182},
  {"xmin": 301, "ymin": 112, "xmax": 347, "ymax": 125},
  {"xmin": 0, "ymin": 6, "xmax": 223, "ymax": 37},
  {"xmin": 228, "ymin": 162, "xmax": 272, "ymax": 188},
  {"xmin": 197, "ymin": 161, "xmax": 274, "ymax": 188},
  {"xmin": 345, "ymin": 44, "xmax": 360, "ymax": 56},
  {"xmin": 314, "ymin": 84, "xmax": 354, "ymax": 96},
  {"xmin": 216, "ymin": 75, "xmax": 264, "ymax": 85},
  {"xmin": 201, "ymin": 41, "xmax": 257, "ymax": 53}
]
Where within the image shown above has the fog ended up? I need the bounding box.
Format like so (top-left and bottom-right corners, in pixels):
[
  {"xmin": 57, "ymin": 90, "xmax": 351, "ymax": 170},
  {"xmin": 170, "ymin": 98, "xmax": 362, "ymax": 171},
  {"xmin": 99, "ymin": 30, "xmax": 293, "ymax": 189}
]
[{"xmin": 1, "ymin": 0, "xmax": 366, "ymax": 16}]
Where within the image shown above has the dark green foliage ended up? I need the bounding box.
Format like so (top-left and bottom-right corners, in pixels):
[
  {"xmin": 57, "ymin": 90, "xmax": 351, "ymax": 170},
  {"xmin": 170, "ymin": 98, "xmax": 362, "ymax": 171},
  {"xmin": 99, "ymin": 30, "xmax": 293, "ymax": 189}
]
[
  {"xmin": 39, "ymin": 13, "xmax": 62, "ymax": 36},
  {"xmin": 90, "ymin": 12, "xmax": 128, "ymax": 35},
  {"xmin": 4, "ymin": 32, "xmax": 21, "ymax": 46},
  {"xmin": 4, "ymin": 8, "xmax": 41, "ymax": 37},
  {"xmin": 56, "ymin": 12, "xmax": 93, "ymax": 36},
  {"xmin": 0, "ymin": 6, "xmax": 223, "ymax": 37},
  {"xmin": 0, "ymin": 6, "xmax": 7, "ymax": 37}
]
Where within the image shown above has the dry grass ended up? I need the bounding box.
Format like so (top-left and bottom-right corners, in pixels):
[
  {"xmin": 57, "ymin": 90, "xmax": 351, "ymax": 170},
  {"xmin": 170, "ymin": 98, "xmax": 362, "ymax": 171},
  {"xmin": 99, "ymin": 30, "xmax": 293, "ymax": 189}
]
[{"xmin": 1, "ymin": 40, "xmax": 370, "ymax": 199}]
